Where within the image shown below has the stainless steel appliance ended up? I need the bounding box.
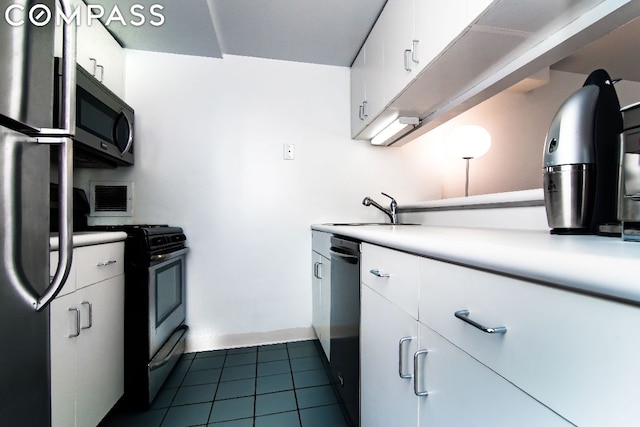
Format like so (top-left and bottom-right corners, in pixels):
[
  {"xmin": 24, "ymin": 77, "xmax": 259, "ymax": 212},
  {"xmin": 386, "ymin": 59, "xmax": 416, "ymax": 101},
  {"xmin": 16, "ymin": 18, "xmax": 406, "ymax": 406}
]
[
  {"xmin": 56, "ymin": 60, "xmax": 134, "ymax": 168},
  {"xmin": 543, "ymin": 69, "xmax": 622, "ymax": 234},
  {"xmin": 0, "ymin": 0, "xmax": 76, "ymax": 424},
  {"xmin": 618, "ymin": 103, "xmax": 640, "ymax": 240},
  {"xmin": 95, "ymin": 225, "xmax": 188, "ymax": 408},
  {"xmin": 329, "ymin": 235, "xmax": 360, "ymax": 427}
]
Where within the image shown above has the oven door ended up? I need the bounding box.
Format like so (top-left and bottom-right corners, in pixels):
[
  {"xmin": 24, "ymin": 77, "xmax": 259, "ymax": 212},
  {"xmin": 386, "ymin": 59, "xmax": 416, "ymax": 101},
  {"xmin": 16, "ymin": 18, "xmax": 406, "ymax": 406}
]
[{"xmin": 148, "ymin": 248, "xmax": 188, "ymax": 359}]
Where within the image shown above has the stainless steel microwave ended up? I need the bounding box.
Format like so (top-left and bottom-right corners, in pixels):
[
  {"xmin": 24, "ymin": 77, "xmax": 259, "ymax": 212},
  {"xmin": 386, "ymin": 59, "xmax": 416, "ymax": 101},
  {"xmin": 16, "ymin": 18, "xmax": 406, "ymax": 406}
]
[{"xmin": 55, "ymin": 59, "xmax": 134, "ymax": 167}]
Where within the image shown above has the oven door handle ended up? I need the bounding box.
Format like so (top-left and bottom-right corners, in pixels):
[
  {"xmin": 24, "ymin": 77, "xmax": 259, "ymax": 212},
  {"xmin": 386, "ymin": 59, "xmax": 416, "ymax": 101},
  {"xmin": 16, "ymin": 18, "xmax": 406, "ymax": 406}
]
[
  {"xmin": 150, "ymin": 247, "xmax": 189, "ymax": 263},
  {"xmin": 149, "ymin": 325, "xmax": 188, "ymax": 371}
]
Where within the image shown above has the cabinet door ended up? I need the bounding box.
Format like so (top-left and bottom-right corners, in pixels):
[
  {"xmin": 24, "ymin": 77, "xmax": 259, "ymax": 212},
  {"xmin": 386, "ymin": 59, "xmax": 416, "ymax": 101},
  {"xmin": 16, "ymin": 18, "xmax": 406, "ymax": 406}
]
[
  {"xmin": 350, "ymin": 47, "xmax": 367, "ymax": 138},
  {"xmin": 75, "ymin": 276, "xmax": 125, "ymax": 427},
  {"xmin": 420, "ymin": 257, "xmax": 640, "ymax": 426},
  {"xmin": 361, "ymin": 285, "xmax": 418, "ymax": 427},
  {"xmin": 50, "ymin": 292, "xmax": 80, "ymax": 427},
  {"xmin": 416, "ymin": 324, "xmax": 571, "ymax": 427},
  {"xmin": 91, "ymin": 19, "xmax": 125, "ymax": 97},
  {"xmin": 382, "ymin": 0, "xmax": 415, "ymax": 102},
  {"xmin": 363, "ymin": 21, "xmax": 385, "ymax": 126},
  {"xmin": 311, "ymin": 251, "xmax": 331, "ymax": 360}
]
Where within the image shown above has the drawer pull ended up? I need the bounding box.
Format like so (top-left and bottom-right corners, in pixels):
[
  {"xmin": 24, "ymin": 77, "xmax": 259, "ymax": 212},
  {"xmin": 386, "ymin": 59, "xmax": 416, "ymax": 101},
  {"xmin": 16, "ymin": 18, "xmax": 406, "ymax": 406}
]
[
  {"xmin": 399, "ymin": 336, "xmax": 414, "ymax": 379},
  {"xmin": 370, "ymin": 268, "xmax": 390, "ymax": 278},
  {"xmin": 96, "ymin": 260, "xmax": 117, "ymax": 267},
  {"xmin": 454, "ymin": 310, "xmax": 507, "ymax": 334},
  {"xmin": 413, "ymin": 349, "xmax": 429, "ymax": 397}
]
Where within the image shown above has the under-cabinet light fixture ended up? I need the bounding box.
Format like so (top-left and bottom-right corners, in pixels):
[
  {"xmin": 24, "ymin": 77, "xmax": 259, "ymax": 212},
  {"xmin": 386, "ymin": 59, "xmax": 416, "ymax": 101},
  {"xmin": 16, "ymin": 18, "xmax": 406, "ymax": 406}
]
[{"xmin": 370, "ymin": 116, "xmax": 420, "ymax": 146}]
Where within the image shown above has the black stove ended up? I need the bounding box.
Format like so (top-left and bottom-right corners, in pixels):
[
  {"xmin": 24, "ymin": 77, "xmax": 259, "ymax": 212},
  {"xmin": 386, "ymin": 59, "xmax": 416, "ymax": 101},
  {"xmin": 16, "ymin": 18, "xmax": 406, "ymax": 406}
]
[
  {"xmin": 89, "ymin": 224, "xmax": 189, "ymax": 408},
  {"xmin": 90, "ymin": 224, "xmax": 186, "ymax": 257}
]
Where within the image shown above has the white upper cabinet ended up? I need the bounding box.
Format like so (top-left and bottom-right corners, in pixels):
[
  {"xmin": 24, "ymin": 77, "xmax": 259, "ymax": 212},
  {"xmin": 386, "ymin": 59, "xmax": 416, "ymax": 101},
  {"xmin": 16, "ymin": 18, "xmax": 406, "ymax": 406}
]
[
  {"xmin": 381, "ymin": 0, "xmax": 415, "ymax": 103},
  {"xmin": 350, "ymin": 20, "xmax": 386, "ymax": 137},
  {"xmin": 350, "ymin": 0, "xmax": 495, "ymax": 140},
  {"xmin": 55, "ymin": 0, "xmax": 126, "ymax": 97},
  {"xmin": 350, "ymin": 48, "xmax": 366, "ymax": 137},
  {"xmin": 351, "ymin": 0, "xmax": 636, "ymax": 144}
]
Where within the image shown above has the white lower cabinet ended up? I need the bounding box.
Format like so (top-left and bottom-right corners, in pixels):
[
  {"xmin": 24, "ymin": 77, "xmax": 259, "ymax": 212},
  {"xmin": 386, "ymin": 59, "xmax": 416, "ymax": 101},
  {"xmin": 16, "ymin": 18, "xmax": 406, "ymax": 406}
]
[
  {"xmin": 50, "ymin": 243, "xmax": 124, "ymax": 427},
  {"xmin": 361, "ymin": 285, "xmax": 418, "ymax": 427},
  {"xmin": 419, "ymin": 257, "xmax": 640, "ymax": 427},
  {"xmin": 415, "ymin": 324, "xmax": 570, "ymax": 427},
  {"xmin": 311, "ymin": 250, "xmax": 331, "ymax": 359},
  {"xmin": 360, "ymin": 243, "xmax": 574, "ymax": 427},
  {"xmin": 311, "ymin": 231, "xmax": 332, "ymax": 360}
]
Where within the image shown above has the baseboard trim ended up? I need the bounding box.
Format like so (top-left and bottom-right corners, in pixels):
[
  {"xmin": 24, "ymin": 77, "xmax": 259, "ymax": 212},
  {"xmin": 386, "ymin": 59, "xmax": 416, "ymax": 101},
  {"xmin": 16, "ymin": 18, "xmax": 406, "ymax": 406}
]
[{"xmin": 185, "ymin": 326, "xmax": 317, "ymax": 353}]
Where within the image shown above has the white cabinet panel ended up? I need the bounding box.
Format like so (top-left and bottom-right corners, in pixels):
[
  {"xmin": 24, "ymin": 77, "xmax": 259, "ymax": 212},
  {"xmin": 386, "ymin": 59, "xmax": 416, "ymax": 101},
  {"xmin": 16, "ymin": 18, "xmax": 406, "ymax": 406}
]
[
  {"xmin": 361, "ymin": 243, "xmax": 420, "ymax": 318},
  {"xmin": 361, "ymin": 285, "xmax": 418, "ymax": 427},
  {"xmin": 75, "ymin": 242, "xmax": 123, "ymax": 290},
  {"xmin": 311, "ymin": 251, "xmax": 331, "ymax": 359},
  {"xmin": 416, "ymin": 324, "xmax": 570, "ymax": 427},
  {"xmin": 363, "ymin": 21, "xmax": 386, "ymax": 127},
  {"xmin": 75, "ymin": 276, "xmax": 124, "ymax": 427},
  {"xmin": 382, "ymin": 0, "xmax": 415, "ymax": 101},
  {"xmin": 419, "ymin": 257, "xmax": 640, "ymax": 427},
  {"xmin": 350, "ymin": 47, "xmax": 367, "ymax": 138},
  {"xmin": 50, "ymin": 242, "xmax": 124, "ymax": 427},
  {"xmin": 50, "ymin": 292, "xmax": 78, "ymax": 427}
]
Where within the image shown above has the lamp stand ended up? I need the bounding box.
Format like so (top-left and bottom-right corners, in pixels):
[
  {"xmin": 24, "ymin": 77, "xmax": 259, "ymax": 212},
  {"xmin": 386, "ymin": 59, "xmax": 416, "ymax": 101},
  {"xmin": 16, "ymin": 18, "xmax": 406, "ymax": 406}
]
[{"xmin": 463, "ymin": 157, "xmax": 471, "ymax": 197}]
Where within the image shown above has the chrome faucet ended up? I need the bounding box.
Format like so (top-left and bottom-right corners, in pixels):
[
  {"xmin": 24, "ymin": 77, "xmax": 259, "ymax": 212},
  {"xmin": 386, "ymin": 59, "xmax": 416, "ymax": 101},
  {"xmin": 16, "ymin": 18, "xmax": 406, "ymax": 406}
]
[{"xmin": 362, "ymin": 192, "xmax": 398, "ymax": 224}]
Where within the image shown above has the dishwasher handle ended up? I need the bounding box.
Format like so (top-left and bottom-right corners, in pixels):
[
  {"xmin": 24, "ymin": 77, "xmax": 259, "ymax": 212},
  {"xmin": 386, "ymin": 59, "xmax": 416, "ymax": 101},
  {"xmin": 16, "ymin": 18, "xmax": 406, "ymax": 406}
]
[{"xmin": 330, "ymin": 247, "xmax": 359, "ymax": 260}]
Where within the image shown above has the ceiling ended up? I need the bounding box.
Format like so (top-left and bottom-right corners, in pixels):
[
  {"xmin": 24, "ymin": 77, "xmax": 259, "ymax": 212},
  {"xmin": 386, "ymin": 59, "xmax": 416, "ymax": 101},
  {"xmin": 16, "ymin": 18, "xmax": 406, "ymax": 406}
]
[
  {"xmin": 86, "ymin": 0, "xmax": 640, "ymax": 83},
  {"xmin": 86, "ymin": 0, "xmax": 387, "ymax": 67}
]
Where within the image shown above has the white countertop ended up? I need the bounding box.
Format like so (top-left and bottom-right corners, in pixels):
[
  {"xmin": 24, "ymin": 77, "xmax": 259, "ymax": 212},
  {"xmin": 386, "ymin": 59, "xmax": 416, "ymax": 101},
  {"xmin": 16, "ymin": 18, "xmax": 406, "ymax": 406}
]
[
  {"xmin": 49, "ymin": 231, "xmax": 128, "ymax": 251},
  {"xmin": 311, "ymin": 224, "xmax": 640, "ymax": 305}
]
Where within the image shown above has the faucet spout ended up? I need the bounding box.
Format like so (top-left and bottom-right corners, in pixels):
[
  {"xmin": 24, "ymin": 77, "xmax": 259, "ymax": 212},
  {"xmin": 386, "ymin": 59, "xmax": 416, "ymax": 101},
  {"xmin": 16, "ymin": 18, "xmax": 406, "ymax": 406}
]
[{"xmin": 362, "ymin": 193, "xmax": 398, "ymax": 224}]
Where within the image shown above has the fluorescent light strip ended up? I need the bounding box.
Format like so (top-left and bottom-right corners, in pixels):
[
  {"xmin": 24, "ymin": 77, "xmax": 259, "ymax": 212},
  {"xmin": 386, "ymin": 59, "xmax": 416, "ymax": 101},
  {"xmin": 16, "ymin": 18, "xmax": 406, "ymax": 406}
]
[{"xmin": 370, "ymin": 116, "xmax": 420, "ymax": 146}]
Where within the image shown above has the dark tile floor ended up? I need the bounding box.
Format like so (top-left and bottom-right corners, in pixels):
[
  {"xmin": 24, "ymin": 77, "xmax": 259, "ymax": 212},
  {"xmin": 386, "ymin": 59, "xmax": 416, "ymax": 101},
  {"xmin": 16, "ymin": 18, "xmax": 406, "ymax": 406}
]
[{"xmin": 100, "ymin": 340, "xmax": 349, "ymax": 427}]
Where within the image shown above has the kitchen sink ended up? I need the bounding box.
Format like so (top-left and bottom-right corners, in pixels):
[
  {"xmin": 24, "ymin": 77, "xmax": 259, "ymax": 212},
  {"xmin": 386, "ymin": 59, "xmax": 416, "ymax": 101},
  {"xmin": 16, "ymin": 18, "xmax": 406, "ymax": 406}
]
[{"xmin": 324, "ymin": 223, "xmax": 421, "ymax": 226}]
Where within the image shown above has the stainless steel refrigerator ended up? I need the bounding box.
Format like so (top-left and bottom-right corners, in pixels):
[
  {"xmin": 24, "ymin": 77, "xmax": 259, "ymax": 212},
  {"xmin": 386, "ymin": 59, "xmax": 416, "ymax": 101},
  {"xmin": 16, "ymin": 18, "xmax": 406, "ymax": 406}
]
[{"xmin": 0, "ymin": 0, "xmax": 76, "ymax": 424}]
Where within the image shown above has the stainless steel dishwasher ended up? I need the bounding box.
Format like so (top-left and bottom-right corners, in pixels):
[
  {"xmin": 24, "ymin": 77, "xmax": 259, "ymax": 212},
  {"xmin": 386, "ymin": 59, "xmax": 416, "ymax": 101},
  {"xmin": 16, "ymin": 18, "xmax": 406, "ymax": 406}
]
[{"xmin": 329, "ymin": 235, "xmax": 360, "ymax": 427}]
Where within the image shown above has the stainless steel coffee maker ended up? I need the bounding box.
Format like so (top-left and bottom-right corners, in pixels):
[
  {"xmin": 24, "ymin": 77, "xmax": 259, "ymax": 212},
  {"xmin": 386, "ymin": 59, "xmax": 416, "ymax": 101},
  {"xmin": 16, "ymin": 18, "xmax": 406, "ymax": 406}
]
[
  {"xmin": 543, "ymin": 69, "xmax": 622, "ymax": 234},
  {"xmin": 618, "ymin": 103, "xmax": 640, "ymax": 240}
]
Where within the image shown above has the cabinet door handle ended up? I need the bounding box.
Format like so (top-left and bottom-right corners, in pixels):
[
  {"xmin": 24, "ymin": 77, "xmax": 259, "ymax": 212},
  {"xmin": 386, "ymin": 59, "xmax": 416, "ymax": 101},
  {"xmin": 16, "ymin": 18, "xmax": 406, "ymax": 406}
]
[
  {"xmin": 89, "ymin": 57, "xmax": 98, "ymax": 76},
  {"xmin": 96, "ymin": 64, "xmax": 104, "ymax": 82},
  {"xmin": 412, "ymin": 39, "xmax": 420, "ymax": 64},
  {"xmin": 362, "ymin": 100, "xmax": 368, "ymax": 118},
  {"xmin": 454, "ymin": 309, "xmax": 507, "ymax": 334},
  {"xmin": 313, "ymin": 261, "xmax": 323, "ymax": 279},
  {"xmin": 81, "ymin": 301, "xmax": 93, "ymax": 330},
  {"xmin": 358, "ymin": 104, "xmax": 364, "ymax": 121},
  {"xmin": 68, "ymin": 308, "xmax": 80, "ymax": 338},
  {"xmin": 399, "ymin": 336, "xmax": 414, "ymax": 379},
  {"xmin": 413, "ymin": 349, "xmax": 429, "ymax": 396},
  {"xmin": 404, "ymin": 49, "xmax": 412, "ymax": 72},
  {"xmin": 96, "ymin": 260, "xmax": 117, "ymax": 267},
  {"xmin": 369, "ymin": 268, "xmax": 390, "ymax": 278}
]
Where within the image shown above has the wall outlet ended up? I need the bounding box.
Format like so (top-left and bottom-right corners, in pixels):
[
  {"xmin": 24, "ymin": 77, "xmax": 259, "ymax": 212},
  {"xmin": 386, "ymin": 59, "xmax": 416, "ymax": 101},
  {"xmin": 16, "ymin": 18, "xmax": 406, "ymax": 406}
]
[{"xmin": 283, "ymin": 143, "xmax": 295, "ymax": 160}]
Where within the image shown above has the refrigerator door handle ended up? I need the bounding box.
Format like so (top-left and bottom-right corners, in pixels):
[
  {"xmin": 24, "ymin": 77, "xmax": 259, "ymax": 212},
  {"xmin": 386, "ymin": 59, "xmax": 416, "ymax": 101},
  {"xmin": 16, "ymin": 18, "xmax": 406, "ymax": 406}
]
[
  {"xmin": 33, "ymin": 137, "xmax": 74, "ymax": 311},
  {"xmin": 37, "ymin": 0, "xmax": 76, "ymax": 138},
  {"xmin": 34, "ymin": 0, "xmax": 77, "ymax": 311}
]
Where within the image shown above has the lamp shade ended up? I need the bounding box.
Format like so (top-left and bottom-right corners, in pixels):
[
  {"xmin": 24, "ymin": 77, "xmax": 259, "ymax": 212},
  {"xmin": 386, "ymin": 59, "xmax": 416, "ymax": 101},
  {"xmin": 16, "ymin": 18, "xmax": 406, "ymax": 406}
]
[{"xmin": 448, "ymin": 125, "xmax": 492, "ymax": 159}]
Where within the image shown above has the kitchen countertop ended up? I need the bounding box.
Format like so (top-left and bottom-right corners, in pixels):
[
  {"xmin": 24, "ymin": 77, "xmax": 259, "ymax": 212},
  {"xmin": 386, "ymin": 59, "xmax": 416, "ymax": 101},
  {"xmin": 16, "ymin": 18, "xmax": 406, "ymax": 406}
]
[
  {"xmin": 311, "ymin": 224, "xmax": 640, "ymax": 306},
  {"xmin": 49, "ymin": 231, "xmax": 128, "ymax": 251}
]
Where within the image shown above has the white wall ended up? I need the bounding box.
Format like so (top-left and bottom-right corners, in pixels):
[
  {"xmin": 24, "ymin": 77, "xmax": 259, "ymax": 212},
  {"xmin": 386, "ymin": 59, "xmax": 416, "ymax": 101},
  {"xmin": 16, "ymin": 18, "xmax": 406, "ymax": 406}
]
[{"xmin": 75, "ymin": 51, "xmax": 440, "ymax": 350}]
